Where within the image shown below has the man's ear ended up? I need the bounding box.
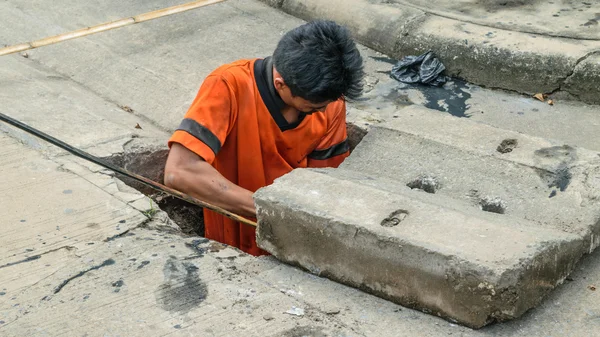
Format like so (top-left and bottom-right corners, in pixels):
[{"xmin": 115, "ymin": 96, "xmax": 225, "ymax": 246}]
[{"xmin": 274, "ymin": 77, "xmax": 286, "ymax": 91}]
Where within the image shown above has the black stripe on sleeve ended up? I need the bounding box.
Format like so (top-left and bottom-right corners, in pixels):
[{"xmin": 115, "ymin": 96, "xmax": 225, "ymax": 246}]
[
  {"xmin": 308, "ymin": 139, "xmax": 350, "ymax": 160},
  {"xmin": 176, "ymin": 118, "xmax": 222, "ymax": 155}
]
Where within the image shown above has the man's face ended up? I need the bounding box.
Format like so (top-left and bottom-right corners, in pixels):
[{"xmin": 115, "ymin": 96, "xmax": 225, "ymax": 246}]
[
  {"xmin": 285, "ymin": 93, "xmax": 332, "ymax": 114},
  {"xmin": 274, "ymin": 73, "xmax": 333, "ymax": 114}
]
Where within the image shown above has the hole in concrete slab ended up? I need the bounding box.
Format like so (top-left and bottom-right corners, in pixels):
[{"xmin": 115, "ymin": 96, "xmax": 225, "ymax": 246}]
[
  {"xmin": 407, "ymin": 175, "xmax": 440, "ymax": 194},
  {"xmin": 497, "ymin": 139, "xmax": 518, "ymax": 154},
  {"xmin": 381, "ymin": 210, "xmax": 409, "ymax": 227},
  {"xmin": 479, "ymin": 197, "xmax": 506, "ymax": 214},
  {"xmin": 102, "ymin": 149, "xmax": 204, "ymax": 236}
]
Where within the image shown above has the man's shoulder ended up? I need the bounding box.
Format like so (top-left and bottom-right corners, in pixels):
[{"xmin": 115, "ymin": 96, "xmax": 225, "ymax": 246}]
[
  {"xmin": 209, "ymin": 59, "xmax": 258, "ymax": 84},
  {"xmin": 325, "ymin": 98, "xmax": 346, "ymax": 117}
]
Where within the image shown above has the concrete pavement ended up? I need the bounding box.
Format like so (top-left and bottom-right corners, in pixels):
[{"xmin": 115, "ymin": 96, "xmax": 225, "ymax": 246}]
[{"xmin": 1, "ymin": 0, "xmax": 600, "ymax": 335}]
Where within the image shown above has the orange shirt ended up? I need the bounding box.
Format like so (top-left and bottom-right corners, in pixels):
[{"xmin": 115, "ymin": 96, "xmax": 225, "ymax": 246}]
[{"xmin": 168, "ymin": 57, "xmax": 350, "ymax": 255}]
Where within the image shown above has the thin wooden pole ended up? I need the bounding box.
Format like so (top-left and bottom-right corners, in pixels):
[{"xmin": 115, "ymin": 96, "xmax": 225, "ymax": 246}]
[{"xmin": 0, "ymin": 0, "xmax": 226, "ymax": 57}]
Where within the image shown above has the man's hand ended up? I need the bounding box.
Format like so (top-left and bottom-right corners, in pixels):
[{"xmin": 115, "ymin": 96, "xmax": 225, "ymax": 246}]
[{"xmin": 164, "ymin": 143, "xmax": 256, "ymax": 218}]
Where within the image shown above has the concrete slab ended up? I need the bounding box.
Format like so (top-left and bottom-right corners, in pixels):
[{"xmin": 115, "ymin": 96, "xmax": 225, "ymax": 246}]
[
  {"xmin": 254, "ymin": 168, "xmax": 588, "ymax": 328},
  {"xmin": 254, "ymin": 97, "xmax": 600, "ymax": 327}
]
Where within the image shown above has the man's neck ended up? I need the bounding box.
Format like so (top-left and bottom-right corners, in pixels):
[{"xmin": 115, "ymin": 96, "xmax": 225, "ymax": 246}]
[
  {"xmin": 280, "ymin": 105, "xmax": 300, "ymax": 124},
  {"xmin": 268, "ymin": 59, "xmax": 300, "ymax": 124}
]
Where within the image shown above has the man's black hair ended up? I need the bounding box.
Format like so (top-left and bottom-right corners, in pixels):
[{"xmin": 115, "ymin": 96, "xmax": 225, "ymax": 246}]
[{"xmin": 273, "ymin": 20, "xmax": 364, "ymax": 103}]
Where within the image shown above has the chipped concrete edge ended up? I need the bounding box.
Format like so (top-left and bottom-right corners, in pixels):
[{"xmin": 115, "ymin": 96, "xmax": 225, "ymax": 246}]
[{"xmin": 257, "ymin": 0, "xmax": 600, "ymax": 105}]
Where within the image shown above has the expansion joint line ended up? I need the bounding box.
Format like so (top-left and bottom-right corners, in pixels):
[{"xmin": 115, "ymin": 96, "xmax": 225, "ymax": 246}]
[{"xmin": 0, "ymin": 0, "xmax": 226, "ymax": 56}]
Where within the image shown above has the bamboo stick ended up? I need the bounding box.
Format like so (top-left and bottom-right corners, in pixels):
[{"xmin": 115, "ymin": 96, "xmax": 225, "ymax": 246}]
[{"xmin": 0, "ymin": 0, "xmax": 226, "ymax": 57}]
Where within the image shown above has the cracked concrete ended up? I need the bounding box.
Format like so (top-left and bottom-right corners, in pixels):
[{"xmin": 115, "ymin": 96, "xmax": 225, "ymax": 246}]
[
  {"xmin": 391, "ymin": 0, "xmax": 600, "ymax": 40},
  {"xmin": 552, "ymin": 49, "xmax": 600, "ymax": 97},
  {"xmin": 562, "ymin": 51, "xmax": 600, "ymax": 103}
]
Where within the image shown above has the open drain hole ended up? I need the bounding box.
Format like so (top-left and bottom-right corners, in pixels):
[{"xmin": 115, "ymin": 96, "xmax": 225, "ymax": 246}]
[
  {"xmin": 101, "ymin": 124, "xmax": 367, "ymax": 236},
  {"xmin": 479, "ymin": 197, "xmax": 506, "ymax": 214},
  {"xmin": 103, "ymin": 149, "xmax": 204, "ymax": 236},
  {"xmin": 381, "ymin": 210, "xmax": 409, "ymax": 227},
  {"xmin": 407, "ymin": 175, "xmax": 440, "ymax": 194},
  {"xmin": 347, "ymin": 122, "xmax": 367, "ymax": 153}
]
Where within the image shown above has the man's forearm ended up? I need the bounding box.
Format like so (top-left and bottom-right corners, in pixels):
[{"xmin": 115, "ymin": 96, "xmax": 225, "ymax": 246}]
[
  {"xmin": 196, "ymin": 172, "xmax": 256, "ymax": 218},
  {"xmin": 164, "ymin": 145, "xmax": 256, "ymax": 218},
  {"xmin": 166, "ymin": 166, "xmax": 256, "ymax": 218}
]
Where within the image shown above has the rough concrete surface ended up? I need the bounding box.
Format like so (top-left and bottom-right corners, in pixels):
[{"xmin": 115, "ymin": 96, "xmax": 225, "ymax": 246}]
[
  {"xmin": 1, "ymin": 0, "xmax": 600, "ymax": 335},
  {"xmin": 342, "ymin": 126, "xmax": 600, "ymax": 236},
  {"xmin": 348, "ymin": 74, "xmax": 600, "ymax": 152},
  {"xmin": 392, "ymin": 0, "xmax": 600, "ymax": 39},
  {"xmin": 254, "ymin": 168, "xmax": 586, "ymax": 328},
  {"xmin": 260, "ymin": 0, "xmax": 600, "ymax": 104}
]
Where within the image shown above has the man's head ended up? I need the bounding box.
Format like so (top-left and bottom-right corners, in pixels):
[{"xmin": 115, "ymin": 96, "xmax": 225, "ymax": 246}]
[{"xmin": 272, "ymin": 20, "xmax": 364, "ymax": 114}]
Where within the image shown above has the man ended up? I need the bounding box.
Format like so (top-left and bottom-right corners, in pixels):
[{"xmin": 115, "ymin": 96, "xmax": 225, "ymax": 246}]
[{"xmin": 164, "ymin": 20, "xmax": 364, "ymax": 256}]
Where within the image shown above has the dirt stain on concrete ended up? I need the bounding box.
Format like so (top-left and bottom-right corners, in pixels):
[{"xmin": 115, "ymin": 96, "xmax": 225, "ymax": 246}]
[
  {"xmin": 0, "ymin": 255, "xmax": 41, "ymax": 270},
  {"xmin": 137, "ymin": 260, "xmax": 150, "ymax": 269},
  {"xmin": 185, "ymin": 239, "xmax": 209, "ymax": 258},
  {"xmin": 112, "ymin": 279, "xmax": 124, "ymax": 293},
  {"xmin": 383, "ymin": 89, "xmax": 413, "ymax": 108},
  {"xmin": 54, "ymin": 259, "xmax": 116, "ymax": 294},
  {"xmin": 420, "ymin": 80, "xmax": 472, "ymax": 118},
  {"xmin": 534, "ymin": 145, "xmax": 577, "ymax": 192},
  {"xmin": 156, "ymin": 257, "xmax": 207, "ymax": 313}
]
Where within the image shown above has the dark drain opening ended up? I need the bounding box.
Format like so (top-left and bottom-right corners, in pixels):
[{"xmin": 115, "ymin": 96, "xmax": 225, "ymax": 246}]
[
  {"xmin": 102, "ymin": 125, "xmax": 366, "ymax": 237},
  {"xmin": 347, "ymin": 122, "xmax": 367, "ymax": 153},
  {"xmin": 103, "ymin": 149, "xmax": 204, "ymax": 236}
]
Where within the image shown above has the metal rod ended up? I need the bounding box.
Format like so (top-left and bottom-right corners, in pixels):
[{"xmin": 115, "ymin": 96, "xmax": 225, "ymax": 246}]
[
  {"xmin": 0, "ymin": 112, "xmax": 257, "ymax": 227},
  {"xmin": 0, "ymin": 0, "xmax": 226, "ymax": 56}
]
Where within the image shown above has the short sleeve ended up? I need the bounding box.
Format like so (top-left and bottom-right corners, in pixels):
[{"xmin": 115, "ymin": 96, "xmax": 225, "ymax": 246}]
[
  {"xmin": 168, "ymin": 75, "xmax": 236, "ymax": 164},
  {"xmin": 307, "ymin": 100, "xmax": 350, "ymax": 168}
]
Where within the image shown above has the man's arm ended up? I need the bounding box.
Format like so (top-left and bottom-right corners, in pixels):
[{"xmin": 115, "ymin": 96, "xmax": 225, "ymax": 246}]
[{"xmin": 164, "ymin": 143, "xmax": 256, "ymax": 218}]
